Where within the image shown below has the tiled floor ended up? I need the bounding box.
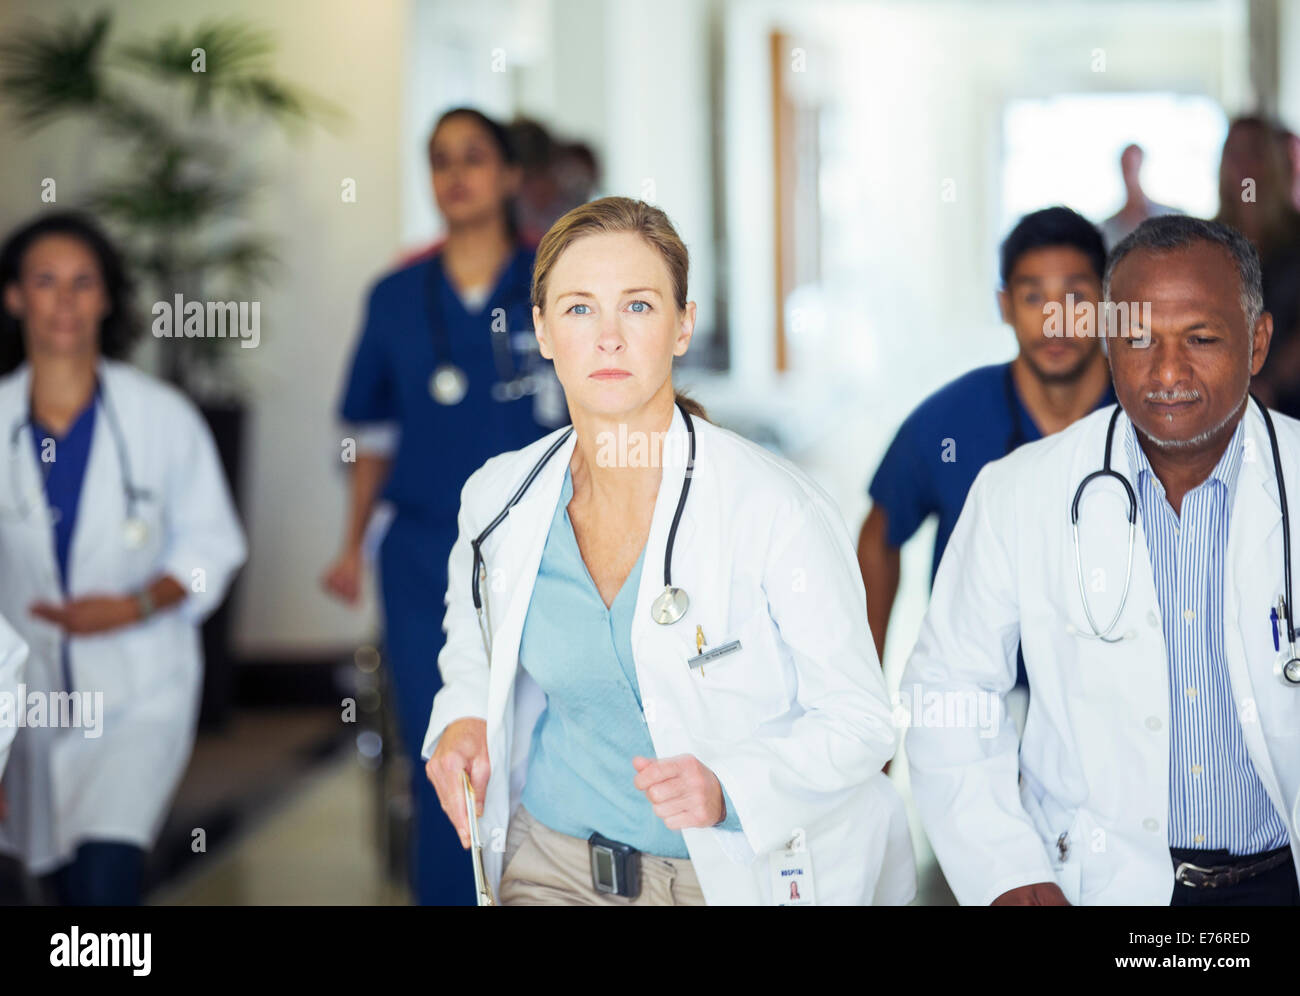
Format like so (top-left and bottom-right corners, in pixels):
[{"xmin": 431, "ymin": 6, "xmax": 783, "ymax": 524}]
[{"xmin": 151, "ymin": 750, "xmax": 409, "ymax": 906}]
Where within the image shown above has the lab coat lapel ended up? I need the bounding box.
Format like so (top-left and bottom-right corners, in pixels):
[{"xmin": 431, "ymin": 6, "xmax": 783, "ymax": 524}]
[
  {"xmin": 484, "ymin": 428, "xmax": 577, "ymax": 723},
  {"xmin": 630, "ymin": 404, "xmax": 697, "ymax": 682},
  {"xmin": 0, "ymin": 363, "xmax": 60, "ymax": 595},
  {"xmin": 1223, "ymin": 403, "xmax": 1287, "ymax": 808},
  {"xmin": 1227, "ymin": 402, "xmax": 1283, "ymax": 595},
  {"xmin": 65, "ymin": 360, "xmax": 128, "ymax": 596},
  {"xmin": 1074, "ymin": 408, "xmax": 1161, "ymax": 644}
]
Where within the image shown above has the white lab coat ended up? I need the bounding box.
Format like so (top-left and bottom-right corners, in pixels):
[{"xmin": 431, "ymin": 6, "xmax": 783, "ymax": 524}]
[
  {"xmin": 0, "ymin": 359, "xmax": 247, "ymax": 874},
  {"xmin": 423, "ymin": 403, "xmax": 916, "ymax": 905},
  {"xmin": 0, "ymin": 612, "xmax": 30, "ymax": 778},
  {"xmin": 902, "ymin": 402, "xmax": 1300, "ymax": 905}
]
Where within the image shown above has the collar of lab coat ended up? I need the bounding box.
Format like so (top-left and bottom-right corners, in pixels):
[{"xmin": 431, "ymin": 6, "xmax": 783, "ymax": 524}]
[
  {"xmin": 0, "ymin": 356, "xmax": 131, "ymax": 420},
  {"xmin": 482, "ymin": 401, "xmax": 698, "ymax": 677},
  {"xmin": 1111, "ymin": 398, "xmax": 1283, "ymax": 555}
]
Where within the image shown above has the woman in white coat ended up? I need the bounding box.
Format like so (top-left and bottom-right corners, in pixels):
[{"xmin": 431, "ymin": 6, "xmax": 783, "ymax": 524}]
[
  {"xmin": 423, "ymin": 196, "xmax": 914, "ymax": 905},
  {"xmin": 0, "ymin": 614, "xmax": 30, "ymax": 782},
  {"xmin": 0, "ymin": 213, "xmax": 247, "ymax": 904}
]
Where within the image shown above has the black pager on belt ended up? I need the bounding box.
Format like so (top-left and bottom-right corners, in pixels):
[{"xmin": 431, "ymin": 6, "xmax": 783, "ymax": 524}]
[{"xmin": 588, "ymin": 832, "xmax": 641, "ymax": 899}]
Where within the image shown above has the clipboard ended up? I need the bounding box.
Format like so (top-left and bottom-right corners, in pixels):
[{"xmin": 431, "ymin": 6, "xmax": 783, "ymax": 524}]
[{"xmin": 462, "ymin": 772, "xmax": 496, "ymax": 907}]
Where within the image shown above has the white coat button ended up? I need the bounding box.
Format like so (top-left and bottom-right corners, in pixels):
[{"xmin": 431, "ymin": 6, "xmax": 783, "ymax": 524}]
[
  {"xmin": 1143, "ymin": 817, "xmax": 1159, "ymax": 832},
  {"xmin": 1145, "ymin": 716, "xmax": 1162, "ymax": 731},
  {"xmin": 1185, "ymin": 686, "xmax": 1198, "ymax": 699},
  {"xmin": 1183, "ymin": 609, "xmax": 1195, "ymax": 623},
  {"xmin": 1191, "ymin": 764, "xmax": 1203, "ymax": 775},
  {"xmin": 1194, "ymin": 833, "xmax": 1205, "ymax": 844},
  {"xmin": 1147, "ymin": 610, "xmax": 1160, "ymax": 627}
]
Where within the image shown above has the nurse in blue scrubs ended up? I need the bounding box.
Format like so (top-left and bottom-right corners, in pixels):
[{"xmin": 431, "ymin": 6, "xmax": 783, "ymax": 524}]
[{"xmin": 323, "ymin": 107, "xmax": 561, "ymax": 906}]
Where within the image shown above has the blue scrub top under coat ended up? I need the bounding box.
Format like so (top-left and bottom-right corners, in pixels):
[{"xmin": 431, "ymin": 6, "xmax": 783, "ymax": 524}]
[
  {"xmin": 869, "ymin": 361, "xmax": 1116, "ymax": 583},
  {"xmin": 519, "ymin": 466, "xmax": 741, "ymax": 858},
  {"xmin": 30, "ymin": 381, "xmax": 99, "ymax": 692},
  {"xmin": 338, "ymin": 245, "xmax": 553, "ymax": 525}
]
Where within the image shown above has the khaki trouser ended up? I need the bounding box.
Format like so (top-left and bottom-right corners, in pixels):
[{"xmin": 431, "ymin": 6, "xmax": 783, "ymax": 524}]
[{"xmin": 499, "ymin": 806, "xmax": 706, "ymax": 906}]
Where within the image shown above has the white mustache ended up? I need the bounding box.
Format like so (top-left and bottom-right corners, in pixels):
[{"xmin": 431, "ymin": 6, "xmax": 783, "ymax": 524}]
[{"xmin": 1145, "ymin": 390, "xmax": 1200, "ymax": 403}]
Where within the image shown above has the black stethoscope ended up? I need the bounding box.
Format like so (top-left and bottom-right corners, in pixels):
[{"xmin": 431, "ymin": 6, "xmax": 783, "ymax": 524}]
[
  {"xmin": 468, "ymin": 401, "xmax": 697, "ymax": 659},
  {"xmin": 5, "ymin": 378, "xmax": 153, "ymax": 548},
  {"xmin": 426, "ymin": 251, "xmax": 541, "ymax": 406},
  {"xmin": 1070, "ymin": 397, "xmax": 1300, "ymax": 687}
]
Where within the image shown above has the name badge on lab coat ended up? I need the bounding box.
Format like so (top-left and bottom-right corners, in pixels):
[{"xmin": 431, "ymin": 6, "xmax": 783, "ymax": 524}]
[
  {"xmin": 687, "ymin": 639, "xmax": 741, "ymax": 670},
  {"xmin": 769, "ymin": 843, "xmax": 815, "ymax": 905}
]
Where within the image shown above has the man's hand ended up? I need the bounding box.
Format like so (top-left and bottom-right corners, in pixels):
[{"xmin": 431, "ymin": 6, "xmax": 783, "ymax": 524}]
[
  {"xmin": 991, "ymin": 882, "xmax": 1070, "ymax": 905},
  {"xmin": 632, "ymin": 754, "xmax": 725, "ymax": 830},
  {"xmin": 30, "ymin": 596, "xmax": 139, "ymax": 634}
]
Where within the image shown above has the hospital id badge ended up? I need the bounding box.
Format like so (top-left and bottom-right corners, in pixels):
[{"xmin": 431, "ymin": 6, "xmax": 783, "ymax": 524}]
[{"xmin": 769, "ymin": 845, "xmax": 815, "ymax": 905}]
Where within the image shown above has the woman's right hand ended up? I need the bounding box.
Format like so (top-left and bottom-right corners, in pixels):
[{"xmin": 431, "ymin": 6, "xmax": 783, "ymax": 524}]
[
  {"xmin": 321, "ymin": 546, "xmax": 364, "ymax": 605},
  {"xmin": 426, "ymin": 717, "xmax": 490, "ymax": 849}
]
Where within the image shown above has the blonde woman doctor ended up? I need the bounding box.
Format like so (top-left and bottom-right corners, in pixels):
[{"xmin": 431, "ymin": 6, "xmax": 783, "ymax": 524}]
[{"xmin": 423, "ymin": 197, "xmax": 914, "ymax": 906}]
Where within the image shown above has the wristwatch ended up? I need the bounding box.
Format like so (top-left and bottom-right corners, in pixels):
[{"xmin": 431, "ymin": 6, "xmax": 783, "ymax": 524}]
[{"xmin": 134, "ymin": 588, "xmax": 156, "ymax": 621}]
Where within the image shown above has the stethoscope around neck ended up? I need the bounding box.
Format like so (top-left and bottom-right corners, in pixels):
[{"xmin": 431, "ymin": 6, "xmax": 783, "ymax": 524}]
[
  {"xmin": 468, "ymin": 401, "xmax": 697, "ymax": 660},
  {"xmin": 426, "ymin": 252, "xmax": 540, "ymax": 406},
  {"xmin": 5, "ymin": 377, "xmax": 154, "ymax": 549},
  {"xmin": 1072, "ymin": 397, "xmax": 1300, "ymax": 687}
]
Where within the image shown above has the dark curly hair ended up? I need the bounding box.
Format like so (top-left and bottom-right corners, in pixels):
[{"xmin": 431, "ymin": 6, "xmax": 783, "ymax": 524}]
[{"xmin": 0, "ymin": 212, "xmax": 140, "ymax": 375}]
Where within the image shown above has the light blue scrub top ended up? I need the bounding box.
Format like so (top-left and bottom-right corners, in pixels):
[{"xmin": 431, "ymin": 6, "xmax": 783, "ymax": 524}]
[{"xmin": 519, "ymin": 466, "xmax": 741, "ymax": 858}]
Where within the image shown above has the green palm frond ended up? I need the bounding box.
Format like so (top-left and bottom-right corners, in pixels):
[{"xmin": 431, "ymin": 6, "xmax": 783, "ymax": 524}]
[
  {"xmin": 197, "ymin": 235, "xmax": 281, "ymax": 287},
  {"xmin": 115, "ymin": 19, "xmax": 336, "ymax": 123},
  {"xmin": 117, "ymin": 18, "xmax": 274, "ymax": 81},
  {"xmin": 85, "ymin": 160, "xmax": 245, "ymax": 229},
  {"xmin": 0, "ymin": 9, "xmax": 341, "ymax": 379},
  {"xmin": 0, "ymin": 12, "xmax": 112, "ymax": 126}
]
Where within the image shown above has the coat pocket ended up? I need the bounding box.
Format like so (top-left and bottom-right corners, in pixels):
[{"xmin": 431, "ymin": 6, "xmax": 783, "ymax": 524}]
[{"xmin": 684, "ymin": 609, "xmax": 790, "ymax": 740}]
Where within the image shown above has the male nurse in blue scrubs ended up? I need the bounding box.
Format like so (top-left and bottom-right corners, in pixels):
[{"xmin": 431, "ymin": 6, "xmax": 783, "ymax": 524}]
[
  {"xmin": 323, "ymin": 108, "xmax": 563, "ymax": 905},
  {"xmin": 857, "ymin": 207, "xmax": 1116, "ymax": 687}
]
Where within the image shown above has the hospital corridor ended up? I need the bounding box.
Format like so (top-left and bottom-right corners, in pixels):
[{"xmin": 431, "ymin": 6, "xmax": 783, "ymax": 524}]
[{"xmin": 0, "ymin": 1, "xmax": 1298, "ymax": 972}]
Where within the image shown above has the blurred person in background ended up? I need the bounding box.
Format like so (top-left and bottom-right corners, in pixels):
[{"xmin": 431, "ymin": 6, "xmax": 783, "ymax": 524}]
[
  {"xmin": 0, "ymin": 614, "xmax": 29, "ymax": 789},
  {"xmin": 1099, "ymin": 143, "xmax": 1180, "ymax": 250},
  {"xmin": 1282, "ymin": 127, "xmax": 1300, "ymax": 212},
  {"xmin": 1217, "ymin": 115, "xmax": 1300, "ymax": 418},
  {"xmin": 509, "ymin": 119, "xmax": 602, "ymax": 245},
  {"xmin": 857, "ymin": 207, "xmax": 1115, "ymax": 704},
  {"xmin": 0, "ymin": 212, "xmax": 246, "ymax": 905},
  {"xmin": 323, "ymin": 107, "xmax": 560, "ymax": 906}
]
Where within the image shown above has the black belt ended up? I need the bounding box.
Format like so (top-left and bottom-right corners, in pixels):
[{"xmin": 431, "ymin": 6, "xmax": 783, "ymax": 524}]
[{"xmin": 1171, "ymin": 845, "xmax": 1293, "ymax": 889}]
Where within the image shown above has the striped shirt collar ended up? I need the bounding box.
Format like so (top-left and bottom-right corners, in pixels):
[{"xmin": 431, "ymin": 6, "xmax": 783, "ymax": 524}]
[{"xmin": 1123, "ymin": 410, "xmax": 1247, "ymax": 511}]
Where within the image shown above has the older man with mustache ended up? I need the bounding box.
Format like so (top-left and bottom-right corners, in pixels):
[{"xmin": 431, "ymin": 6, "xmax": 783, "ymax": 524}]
[{"xmin": 902, "ymin": 215, "xmax": 1300, "ymax": 906}]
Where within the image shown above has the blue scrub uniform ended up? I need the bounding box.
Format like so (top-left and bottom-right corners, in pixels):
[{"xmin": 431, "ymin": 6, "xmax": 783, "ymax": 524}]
[
  {"xmin": 31, "ymin": 384, "xmax": 147, "ymax": 906},
  {"xmin": 868, "ymin": 362, "xmax": 1116, "ymax": 686},
  {"xmin": 338, "ymin": 246, "xmax": 554, "ymax": 906}
]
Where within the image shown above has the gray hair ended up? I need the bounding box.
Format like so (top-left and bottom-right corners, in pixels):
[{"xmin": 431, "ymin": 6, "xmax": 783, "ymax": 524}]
[{"xmin": 1102, "ymin": 215, "xmax": 1264, "ymax": 332}]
